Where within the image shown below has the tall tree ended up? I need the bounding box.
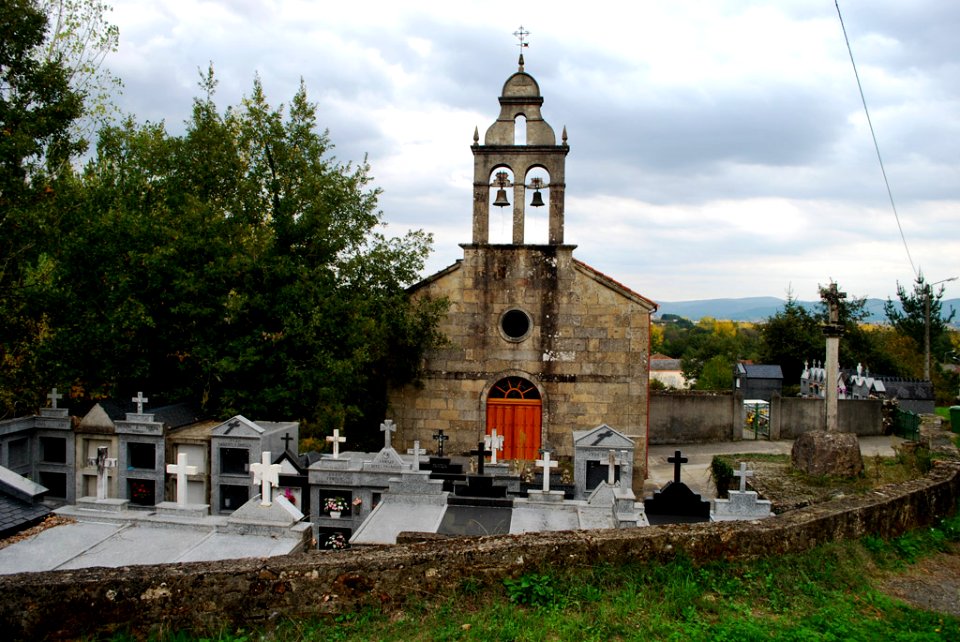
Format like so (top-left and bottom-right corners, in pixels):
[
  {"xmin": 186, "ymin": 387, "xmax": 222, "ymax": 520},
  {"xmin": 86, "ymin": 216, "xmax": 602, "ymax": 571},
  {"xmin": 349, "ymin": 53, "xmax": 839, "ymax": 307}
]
[
  {"xmin": 757, "ymin": 296, "xmax": 822, "ymax": 390},
  {"xmin": 884, "ymin": 274, "xmax": 957, "ymax": 377},
  {"xmin": 0, "ymin": 0, "xmax": 84, "ymax": 417},
  {"xmin": 45, "ymin": 71, "xmax": 445, "ymax": 442}
]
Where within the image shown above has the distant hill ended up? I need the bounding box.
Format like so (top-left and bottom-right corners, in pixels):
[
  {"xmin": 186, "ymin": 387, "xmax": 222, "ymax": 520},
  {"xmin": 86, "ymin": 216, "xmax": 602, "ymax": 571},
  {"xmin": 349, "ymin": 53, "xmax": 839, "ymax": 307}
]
[{"xmin": 655, "ymin": 297, "xmax": 960, "ymax": 324}]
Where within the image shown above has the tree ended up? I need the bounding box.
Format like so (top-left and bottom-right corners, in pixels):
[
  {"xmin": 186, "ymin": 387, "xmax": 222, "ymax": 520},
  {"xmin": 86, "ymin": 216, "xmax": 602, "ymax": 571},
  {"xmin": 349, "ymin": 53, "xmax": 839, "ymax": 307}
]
[
  {"xmin": 884, "ymin": 274, "xmax": 957, "ymax": 379},
  {"xmin": 757, "ymin": 297, "xmax": 822, "ymax": 390},
  {"xmin": 43, "ymin": 71, "xmax": 445, "ymax": 443},
  {"xmin": 0, "ymin": 0, "xmax": 84, "ymax": 417}
]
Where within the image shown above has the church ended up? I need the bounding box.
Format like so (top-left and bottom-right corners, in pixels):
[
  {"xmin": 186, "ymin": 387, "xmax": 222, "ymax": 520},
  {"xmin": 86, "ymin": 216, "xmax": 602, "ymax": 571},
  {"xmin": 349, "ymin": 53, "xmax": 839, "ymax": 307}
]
[{"xmin": 388, "ymin": 54, "xmax": 657, "ymax": 483}]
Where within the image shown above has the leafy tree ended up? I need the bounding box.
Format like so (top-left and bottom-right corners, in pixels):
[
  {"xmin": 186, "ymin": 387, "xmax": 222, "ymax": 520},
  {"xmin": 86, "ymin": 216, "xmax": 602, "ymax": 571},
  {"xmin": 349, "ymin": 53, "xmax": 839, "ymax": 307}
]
[
  {"xmin": 43, "ymin": 71, "xmax": 444, "ymax": 444},
  {"xmin": 757, "ymin": 296, "xmax": 822, "ymax": 388},
  {"xmin": 884, "ymin": 274, "xmax": 957, "ymax": 377},
  {"xmin": 0, "ymin": 0, "xmax": 84, "ymax": 417}
]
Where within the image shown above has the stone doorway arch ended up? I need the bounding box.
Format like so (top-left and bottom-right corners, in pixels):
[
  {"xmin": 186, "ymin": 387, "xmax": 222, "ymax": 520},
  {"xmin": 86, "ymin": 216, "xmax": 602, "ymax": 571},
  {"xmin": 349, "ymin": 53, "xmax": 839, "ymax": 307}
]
[{"xmin": 485, "ymin": 376, "xmax": 542, "ymax": 460}]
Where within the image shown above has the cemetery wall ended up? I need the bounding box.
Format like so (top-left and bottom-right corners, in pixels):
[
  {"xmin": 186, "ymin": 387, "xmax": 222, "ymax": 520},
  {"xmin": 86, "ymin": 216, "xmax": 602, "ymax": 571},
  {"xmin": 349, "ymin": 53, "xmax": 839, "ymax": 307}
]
[
  {"xmin": 648, "ymin": 391, "xmax": 740, "ymax": 444},
  {"xmin": 5, "ymin": 462, "xmax": 957, "ymax": 639},
  {"xmin": 773, "ymin": 397, "xmax": 884, "ymax": 439}
]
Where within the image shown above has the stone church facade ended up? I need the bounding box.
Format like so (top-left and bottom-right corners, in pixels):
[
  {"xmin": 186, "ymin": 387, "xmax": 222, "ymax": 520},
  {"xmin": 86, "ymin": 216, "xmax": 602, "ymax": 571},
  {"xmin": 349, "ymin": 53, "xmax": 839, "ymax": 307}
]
[{"xmin": 389, "ymin": 56, "xmax": 657, "ymax": 481}]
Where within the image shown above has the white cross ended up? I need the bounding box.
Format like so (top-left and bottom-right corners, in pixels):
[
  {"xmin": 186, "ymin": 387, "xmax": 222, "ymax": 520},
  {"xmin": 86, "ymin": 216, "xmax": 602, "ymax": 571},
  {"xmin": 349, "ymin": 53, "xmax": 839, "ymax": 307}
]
[
  {"xmin": 535, "ymin": 450, "xmax": 558, "ymax": 492},
  {"xmin": 250, "ymin": 451, "xmax": 282, "ymax": 506},
  {"xmin": 87, "ymin": 447, "xmax": 117, "ymax": 501},
  {"xmin": 326, "ymin": 428, "xmax": 346, "ymax": 458},
  {"xmin": 607, "ymin": 449, "xmax": 620, "ymax": 485},
  {"xmin": 166, "ymin": 452, "xmax": 198, "ymax": 507},
  {"xmin": 406, "ymin": 440, "xmax": 426, "ymax": 471},
  {"xmin": 484, "ymin": 429, "xmax": 504, "ymax": 465},
  {"xmin": 47, "ymin": 387, "xmax": 63, "ymax": 409},
  {"xmin": 735, "ymin": 462, "xmax": 754, "ymax": 492},
  {"xmin": 380, "ymin": 420, "xmax": 396, "ymax": 450},
  {"xmin": 132, "ymin": 391, "xmax": 149, "ymax": 414}
]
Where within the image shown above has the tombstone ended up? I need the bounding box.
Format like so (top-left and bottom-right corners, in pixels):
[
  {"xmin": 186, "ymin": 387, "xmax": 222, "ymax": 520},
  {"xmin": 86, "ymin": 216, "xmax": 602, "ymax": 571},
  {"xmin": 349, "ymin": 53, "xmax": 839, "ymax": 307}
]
[
  {"xmin": 250, "ymin": 450, "xmax": 283, "ymax": 506},
  {"xmin": 47, "ymin": 387, "xmax": 63, "ymax": 409},
  {"xmin": 572, "ymin": 424, "xmax": 635, "ymax": 499},
  {"xmin": 166, "ymin": 452, "xmax": 198, "ymax": 507},
  {"xmin": 89, "ymin": 446, "xmax": 117, "ymax": 501},
  {"xmin": 406, "ymin": 440, "xmax": 426, "ymax": 471},
  {"xmin": 380, "ymin": 420, "xmax": 396, "ymax": 449},
  {"xmin": 451, "ymin": 442, "xmax": 510, "ymax": 503},
  {"xmin": 325, "ymin": 429, "xmax": 346, "ymax": 458},
  {"xmin": 643, "ymin": 450, "xmax": 711, "ymax": 524},
  {"xmin": 712, "ymin": 462, "xmax": 774, "ymax": 522},
  {"xmin": 433, "ymin": 429, "xmax": 449, "ymax": 457},
  {"xmin": 132, "ymin": 391, "xmax": 149, "ymax": 415},
  {"xmin": 484, "ymin": 429, "xmax": 504, "ymax": 465},
  {"xmin": 469, "ymin": 441, "xmax": 492, "ymax": 476},
  {"xmin": 525, "ymin": 448, "xmax": 564, "ymax": 504}
]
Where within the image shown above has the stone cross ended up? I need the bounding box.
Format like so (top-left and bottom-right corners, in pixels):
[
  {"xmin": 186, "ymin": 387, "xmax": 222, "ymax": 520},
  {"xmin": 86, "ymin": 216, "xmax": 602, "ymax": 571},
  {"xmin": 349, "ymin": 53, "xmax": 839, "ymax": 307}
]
[
  {"xmin": 819, "ymin": 282, "xmax": 847, "ymax": 325},
  {"xmin": 87, "ymin": 446, "xmax": 117, "ymax": 501},
  {"xmin": 132, "ymin": 391, "xmax": 149, "ymax": 414},
  {"xmin": 166, "ymin": 452, "xmax": 198, "ymax": 507},
  {"xmin": 734, "ymin": 462, "xmax": 754, "ymax": 493},
  {"xmin": 47, "ymin": 387, "xmax": 63, "ymax": 409},
  {"xmin": 607, "ymin": 449, "xmax": 620, "ymax": 485},
  {"xmin": 281, "ymin": 432, "xmax": 294, "ymax": 452},
  {"xmin": 484, "ymin": 429, "xmax": 504, "ymax": 465},
  {"xmin": 406, "ymin": 440, "xmax": 426, "ymax": 471},
  {"xmin": 470, "ymin": 441, "xmax": 492, "ymax": 475},
  {"xmin": 433, "ymin": 430, "xmax": 449, "ymax": 457},
  {"xmin": 668, "ymin": 450, "xmax": 688, "ymax": 484},
  {"xmin": 326, "ymin": 428, "xmax": 346, "ymax": 458},
  {"xmin": 380, "ymin": 420, "xmax": 396, "ymax": 450},
  {"xmin": 250, "ymin": 451, "xmax": 282, "ymax": 506},
  {"xmin": 620, "ymin": 449, "xmax": 633, "ymax": 489},
  {"xmin": 535, "ymin": 449, "xmax": 558, "ymax": 492}
]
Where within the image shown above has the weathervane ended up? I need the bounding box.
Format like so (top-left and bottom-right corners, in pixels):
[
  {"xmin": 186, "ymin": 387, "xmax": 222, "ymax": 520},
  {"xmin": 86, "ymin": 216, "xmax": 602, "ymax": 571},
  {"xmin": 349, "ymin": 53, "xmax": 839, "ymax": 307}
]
[{"xmin": 513, "ymin": 26, "xmax": 530, "ymax": 49}]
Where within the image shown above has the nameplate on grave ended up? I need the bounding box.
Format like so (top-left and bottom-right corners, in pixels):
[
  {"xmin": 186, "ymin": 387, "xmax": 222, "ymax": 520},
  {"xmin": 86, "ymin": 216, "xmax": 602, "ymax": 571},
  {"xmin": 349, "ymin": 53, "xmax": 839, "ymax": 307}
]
[
  {"xmin": 35, "ymin": 415, "xmax": 70, "ymax": 429},
  {"xmin": 316, "ymin": 472, "xmax": 356, "ymax": 486},
  {"xmin": 116, "ymin": 421, "xmax": 162, "ymax": 435},
  {"xmin": 216, "ymin": 438, "xmax": 249, "ymax": 448},
  {"xmin": 365, "ymin": 448, "xmax": 405, "ymax": 470},
  {"xmin": 39, "ymin": 408, "xmax": 70, "ymax": 420}
]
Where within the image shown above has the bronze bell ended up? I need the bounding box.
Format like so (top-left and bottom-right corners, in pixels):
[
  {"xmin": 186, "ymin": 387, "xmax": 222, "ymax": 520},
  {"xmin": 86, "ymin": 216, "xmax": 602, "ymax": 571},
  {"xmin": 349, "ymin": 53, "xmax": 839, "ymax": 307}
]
[
  {"xmin": 493, "ymin": 188, "xmax": 510, "ymax": 208},
  {"xmin": 529, "ymin": 190, "xmax": 545, "ymax": 207}
]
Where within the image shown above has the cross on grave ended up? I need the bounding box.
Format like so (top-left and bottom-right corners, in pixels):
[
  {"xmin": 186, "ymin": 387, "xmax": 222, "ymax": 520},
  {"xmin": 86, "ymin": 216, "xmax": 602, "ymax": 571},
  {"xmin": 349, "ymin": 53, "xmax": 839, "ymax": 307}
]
[
  {"xmin": 536, "ymin": 449, "xmax": 559, "ymax": 492},
  {"xmin": 281, "ymin": 432, "xmax": 294, "ymax": 452},
  {"xmin": 132, "ymin": 391, "xmax": 149, "ymax": 414},
  {"xmin": 87, "ymin": 446, "xmax": 117, "ymax": 501},
  {"xmin": 249, "ymin": 451, "xmax": 282, "ymax": 506},
  {"xmin": 407, "ymin": 440, "xmax": 426, "ymax": 471},
  {"xmin": 433, "ymin": 430, "xmax": 449, "ymax": 457},
  {"xmin": 326, "ymin": 428, "xmax": 346, "ymax": 458},
  {"xmin": 735, "ymin": 462, "xmax": 754, "ymax": 493},
  {"xmin": 47, "ymin": 387, "xmax": 63, "ymax": 409},
  {"xmin": 166, "ymin": 452, "xmax": 198, "ymax": 507},
  {"xmin": 470, "ymin": 441, "xmax": 493, "ymax": 475},
  {"xmin": 668, "ymin": 450, "xmax": 688, "ymax": 484},
  {"xmin": 380, "ymin": 420, "xmax": 396, "ymax": 450},
  {"xmin": 484, "ymin": 429, "xmax": 504, "ymax": 465},
  {"xmin": 607, "ymin": 449, "xmax": 620, "ymax": 485}
]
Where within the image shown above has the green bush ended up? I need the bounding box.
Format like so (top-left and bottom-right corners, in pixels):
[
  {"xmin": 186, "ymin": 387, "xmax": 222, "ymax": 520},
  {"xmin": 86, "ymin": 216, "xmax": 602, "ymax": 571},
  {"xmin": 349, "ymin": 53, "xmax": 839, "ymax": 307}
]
[
  {"xmin": 502, "ymin": 572, "xmax": 558, "ymax": 608},
  {"xmin": 710, "ymin": 456, "xmax": 735, "ymax": 498}
]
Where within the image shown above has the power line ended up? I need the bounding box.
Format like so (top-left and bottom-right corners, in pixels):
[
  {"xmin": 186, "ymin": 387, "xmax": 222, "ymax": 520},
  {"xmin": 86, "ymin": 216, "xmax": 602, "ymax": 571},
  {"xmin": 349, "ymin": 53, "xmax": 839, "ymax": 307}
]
[{"xmin": 834, "ymin": 0, "xmax": 917, "ymax": 277}]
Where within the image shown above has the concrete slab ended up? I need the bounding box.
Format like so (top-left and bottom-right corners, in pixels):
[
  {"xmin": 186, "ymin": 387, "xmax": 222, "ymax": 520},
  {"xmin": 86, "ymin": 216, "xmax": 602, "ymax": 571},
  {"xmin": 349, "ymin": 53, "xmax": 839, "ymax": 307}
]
[
  {"xmin": 350, "ymin": 502, "xmax": 447, "ymax": 545},
  {"xmin": 177, "ymin": 532, "xmax": 302, "ymax": 562},
  {"xmin": 0, "ymin": 521, "xmax": 122, "ymax": 574},
  {"xmin": 57, "ymin": 524, "xmax": 215, "ymax": 570},
  {"xmin": 509, "ymin": 503, "xmax": 581, "ymax": 534}
]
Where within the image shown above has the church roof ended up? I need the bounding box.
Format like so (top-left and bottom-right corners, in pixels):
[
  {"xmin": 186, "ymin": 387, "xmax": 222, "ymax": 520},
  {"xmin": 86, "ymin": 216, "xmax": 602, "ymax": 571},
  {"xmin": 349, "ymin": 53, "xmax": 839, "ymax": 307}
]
[{"xmin": 573, "ymin": 259, "xmax": 658, "ymax": 311}]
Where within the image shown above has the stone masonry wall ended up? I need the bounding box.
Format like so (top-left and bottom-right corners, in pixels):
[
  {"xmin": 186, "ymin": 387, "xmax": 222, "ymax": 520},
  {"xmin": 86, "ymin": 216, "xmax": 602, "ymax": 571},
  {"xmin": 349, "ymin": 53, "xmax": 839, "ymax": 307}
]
[
  {"xmin": 389, "ymin": 244, "xmax": 652, "ymax": 477},
  {"xmin": 2, "ymin": 462, "xmax": 958, "ymax": 639}
]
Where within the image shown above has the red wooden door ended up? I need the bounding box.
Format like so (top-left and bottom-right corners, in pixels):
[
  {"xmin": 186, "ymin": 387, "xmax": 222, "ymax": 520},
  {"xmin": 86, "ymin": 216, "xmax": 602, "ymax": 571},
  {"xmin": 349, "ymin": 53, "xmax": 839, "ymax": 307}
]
[{"xmin": 486, "ymin": 399, "xmax": 542, "ymax": 460}]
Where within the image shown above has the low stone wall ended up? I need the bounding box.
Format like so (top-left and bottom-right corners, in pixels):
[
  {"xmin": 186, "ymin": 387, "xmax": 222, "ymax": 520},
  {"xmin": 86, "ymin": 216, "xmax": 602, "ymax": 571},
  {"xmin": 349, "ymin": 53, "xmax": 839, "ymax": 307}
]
[
  {"xmin": 649, "ymin": 391, "xmax": 741, "ymax": 444},
  {"xmin": 2, "ymin": 462, "xmax": 958, "ymax": 640},
  {"xmin": 773, "ymin": 397, "xmax": 884, "ymax": 439}
]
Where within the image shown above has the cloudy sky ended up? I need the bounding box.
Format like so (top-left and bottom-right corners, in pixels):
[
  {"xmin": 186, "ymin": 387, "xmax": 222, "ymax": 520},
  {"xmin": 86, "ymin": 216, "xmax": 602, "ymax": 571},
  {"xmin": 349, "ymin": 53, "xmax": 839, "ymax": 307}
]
[{"xmin": 102, "ymin": 0, "xmax": 960, "ymax": 304}]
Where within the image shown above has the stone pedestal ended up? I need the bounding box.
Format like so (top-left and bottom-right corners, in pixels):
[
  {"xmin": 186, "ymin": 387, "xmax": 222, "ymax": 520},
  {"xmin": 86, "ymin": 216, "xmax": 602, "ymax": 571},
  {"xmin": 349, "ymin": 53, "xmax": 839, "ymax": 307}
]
[{"xmin": 791, "ymin": 431, "xmax": 863, "ymax": 477}]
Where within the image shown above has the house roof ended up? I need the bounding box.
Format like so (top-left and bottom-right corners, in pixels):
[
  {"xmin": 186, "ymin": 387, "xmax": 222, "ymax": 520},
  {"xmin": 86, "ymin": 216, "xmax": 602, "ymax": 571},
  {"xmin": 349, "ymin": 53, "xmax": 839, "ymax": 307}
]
[
  {"xmin": 0, "ymin": 466, "xmax": 50, "ymax": 539},
  {"xmin": 736, "ymin": 364, "xmax": 784, "ymax": 380}
]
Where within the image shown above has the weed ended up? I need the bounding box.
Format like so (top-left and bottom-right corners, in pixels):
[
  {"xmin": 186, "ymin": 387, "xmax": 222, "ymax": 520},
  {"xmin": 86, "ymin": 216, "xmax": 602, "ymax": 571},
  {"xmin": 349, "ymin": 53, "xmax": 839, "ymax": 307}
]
[
  {"xmin": 710, "ymin": 456, "xmax": 734, "ymax": 498},
  {"xmin": 502, "ymin": 572, "xmax": 559, "ymax": 608}
]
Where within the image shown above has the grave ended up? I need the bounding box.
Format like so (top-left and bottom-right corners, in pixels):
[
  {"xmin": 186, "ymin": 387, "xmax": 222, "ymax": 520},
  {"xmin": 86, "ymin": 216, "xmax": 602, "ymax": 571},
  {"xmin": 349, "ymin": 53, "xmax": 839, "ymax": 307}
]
[
  {"xmin": 711, "ymin": 462, "xmax": 774, "ymax": 522},
  {"xmin": 644, "ymin": 450, "xmax": 711, "ymax": 524},
  {"xmin": 572, "ymin": 424, "xmax": 636, "ymax": 499},
  {"xmin": 155, "ymin": 452, "xmax": 208, "ymax": 518},
  {"xmin": 76, "ymin": 446, "xmax": 128, "ymax": 513},
  {"xmin": 450, "ymin": 442, "xmax": 511, "ymax": 506}
]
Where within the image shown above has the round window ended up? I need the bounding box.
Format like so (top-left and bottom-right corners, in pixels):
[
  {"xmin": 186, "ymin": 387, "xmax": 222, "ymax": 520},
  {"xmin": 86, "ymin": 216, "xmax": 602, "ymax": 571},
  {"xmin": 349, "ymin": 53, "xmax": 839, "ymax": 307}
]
[{"xmin": 500, "ymin": 308, "xmax": 532, "ymax": 341}]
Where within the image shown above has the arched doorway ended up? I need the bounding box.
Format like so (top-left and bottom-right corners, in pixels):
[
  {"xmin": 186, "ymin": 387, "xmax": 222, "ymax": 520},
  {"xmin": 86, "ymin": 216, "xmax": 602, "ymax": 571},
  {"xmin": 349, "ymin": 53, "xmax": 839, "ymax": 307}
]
[{"xmin": 486, "ymin": 376, "xmax": 542, "ymax": 460}]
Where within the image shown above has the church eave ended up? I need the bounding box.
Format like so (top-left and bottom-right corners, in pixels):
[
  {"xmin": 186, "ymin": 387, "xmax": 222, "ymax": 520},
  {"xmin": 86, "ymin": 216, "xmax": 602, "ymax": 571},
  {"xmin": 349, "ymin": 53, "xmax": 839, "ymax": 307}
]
[
  {"xmin": 573, "ymin": 259, "xmax": 658, "ymax": 312},
  {"xmin": 406, "ymin": 259, "xmax": 463, "ymax": 294}
]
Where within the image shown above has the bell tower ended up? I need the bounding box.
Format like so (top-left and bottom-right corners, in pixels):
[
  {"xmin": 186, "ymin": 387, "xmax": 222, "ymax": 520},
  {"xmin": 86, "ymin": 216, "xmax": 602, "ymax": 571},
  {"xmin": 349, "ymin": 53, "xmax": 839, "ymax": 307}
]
[{"xmin": 471, "ymin": 53, "xmax": 569, "ymax": 245}]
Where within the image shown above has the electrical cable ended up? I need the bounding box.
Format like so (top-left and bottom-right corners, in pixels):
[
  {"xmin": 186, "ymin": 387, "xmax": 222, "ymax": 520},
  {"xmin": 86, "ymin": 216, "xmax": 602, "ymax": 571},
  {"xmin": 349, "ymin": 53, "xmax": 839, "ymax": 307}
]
[{"xmin": 834, "ymin": 0, "xmax": 918, "ymax": 277}]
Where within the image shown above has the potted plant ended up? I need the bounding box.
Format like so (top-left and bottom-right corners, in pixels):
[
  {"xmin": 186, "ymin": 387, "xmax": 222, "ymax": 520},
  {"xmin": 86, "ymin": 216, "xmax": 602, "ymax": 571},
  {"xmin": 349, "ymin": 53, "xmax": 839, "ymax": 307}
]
[{"xmin": 325, "ymin": 497, "xmax": 347, "ymax": 518}]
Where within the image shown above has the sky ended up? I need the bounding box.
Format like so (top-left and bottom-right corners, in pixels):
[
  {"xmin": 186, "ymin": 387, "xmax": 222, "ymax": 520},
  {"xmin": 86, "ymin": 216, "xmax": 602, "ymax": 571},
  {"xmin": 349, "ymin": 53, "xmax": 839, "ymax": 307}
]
[{"xmin": 101, "ymin": 0, "xmax": 960, "ymax": 304}]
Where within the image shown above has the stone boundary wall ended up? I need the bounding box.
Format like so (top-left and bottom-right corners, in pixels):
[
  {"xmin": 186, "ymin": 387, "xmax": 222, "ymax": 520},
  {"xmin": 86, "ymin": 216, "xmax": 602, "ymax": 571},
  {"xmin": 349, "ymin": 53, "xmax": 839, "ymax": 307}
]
[
  {"xmin": 651, "ymin": 392, "xmax": 884, "ymax": 444},
  {"xmin": 649, "ymin": 391, "xmax": 741, "ymax": 444},
  {"xmin": 2, "ymin": 463, "xmax": 958, "ymax": 639}
]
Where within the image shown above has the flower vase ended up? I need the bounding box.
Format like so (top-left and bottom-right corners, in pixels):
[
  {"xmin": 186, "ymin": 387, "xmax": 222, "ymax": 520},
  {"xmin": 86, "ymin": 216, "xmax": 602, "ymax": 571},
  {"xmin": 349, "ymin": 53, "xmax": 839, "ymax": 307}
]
[{"xmin": 330, "ymin": 510, "xmax": 341, "ymax": 519}]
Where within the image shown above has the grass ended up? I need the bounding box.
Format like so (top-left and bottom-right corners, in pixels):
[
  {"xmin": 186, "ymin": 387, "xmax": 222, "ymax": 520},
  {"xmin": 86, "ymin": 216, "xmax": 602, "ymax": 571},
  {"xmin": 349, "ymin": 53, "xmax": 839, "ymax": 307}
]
[{"xmin": 112, "ymin": 510, "xmax": 960, "ymax": 641}]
